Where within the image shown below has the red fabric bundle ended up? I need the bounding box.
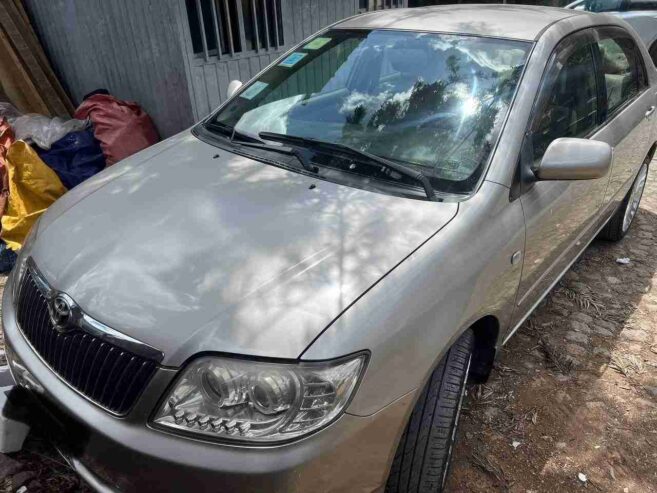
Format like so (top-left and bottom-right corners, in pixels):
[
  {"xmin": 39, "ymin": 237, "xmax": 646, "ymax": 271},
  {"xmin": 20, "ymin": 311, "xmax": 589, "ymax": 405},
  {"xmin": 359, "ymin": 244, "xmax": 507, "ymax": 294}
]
[
  {"xmin": 0, "ymin": 119, "xmax": 14, "ymax": 218},
  {"xmin": 74, "ymin": 94, "xmax": 159, "ymax": 166}
]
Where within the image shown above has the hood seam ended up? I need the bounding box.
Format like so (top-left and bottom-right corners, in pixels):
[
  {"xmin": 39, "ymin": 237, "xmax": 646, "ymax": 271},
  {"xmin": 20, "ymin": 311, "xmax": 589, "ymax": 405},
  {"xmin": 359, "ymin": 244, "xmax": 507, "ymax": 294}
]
[{"xmin": 298, "ymin": 201, "xmax": 460, "ymax": 360}]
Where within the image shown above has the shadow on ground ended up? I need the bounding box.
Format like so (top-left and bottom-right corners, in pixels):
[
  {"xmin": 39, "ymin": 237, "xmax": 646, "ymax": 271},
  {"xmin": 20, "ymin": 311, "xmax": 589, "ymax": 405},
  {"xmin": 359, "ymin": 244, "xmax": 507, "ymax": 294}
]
[{"xmin": 447, "ymin": 179, "xmax": 657, "ymax": 492}]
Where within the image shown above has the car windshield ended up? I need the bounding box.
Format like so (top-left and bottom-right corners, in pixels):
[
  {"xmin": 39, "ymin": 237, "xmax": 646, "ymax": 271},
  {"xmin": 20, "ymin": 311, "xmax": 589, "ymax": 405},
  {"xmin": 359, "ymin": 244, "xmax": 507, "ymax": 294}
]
[{"xmin": 209, "ymin": 29, "xmax": 531, "ymax": 194}]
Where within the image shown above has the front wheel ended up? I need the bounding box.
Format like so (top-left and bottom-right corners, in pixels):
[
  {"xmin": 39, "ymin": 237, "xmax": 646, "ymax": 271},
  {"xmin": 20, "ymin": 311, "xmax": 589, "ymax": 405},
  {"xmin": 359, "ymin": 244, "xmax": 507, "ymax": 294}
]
[
  {"xmin": 599, "ymin": 161, "xmax": 648, "ymax": 241},
  {"xmin": 385, "ymin": 330, "xmax": 473, "ymax": 493}
]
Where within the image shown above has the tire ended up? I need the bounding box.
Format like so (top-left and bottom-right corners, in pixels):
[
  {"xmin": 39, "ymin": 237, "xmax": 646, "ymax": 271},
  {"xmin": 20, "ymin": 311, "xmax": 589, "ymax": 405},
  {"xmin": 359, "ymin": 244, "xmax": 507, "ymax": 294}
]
[
  {"xmin": 385, "ymin": 330, "xmax": 473, "ymax": 493},
  {"xmin": 599, "ymin": 161, "xmax": 648, "ymax": 242}
]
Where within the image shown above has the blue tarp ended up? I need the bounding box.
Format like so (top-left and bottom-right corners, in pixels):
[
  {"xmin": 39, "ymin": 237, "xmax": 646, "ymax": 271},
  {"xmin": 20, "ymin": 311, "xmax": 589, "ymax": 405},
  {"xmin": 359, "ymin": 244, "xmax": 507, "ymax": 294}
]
[
  {"xmin": 0, "ymin": 240, "xmax": 16, "ymax": 273},
  {"xmin": 36, "ymin": 129, "xmax": 106, "ymax": 189}
]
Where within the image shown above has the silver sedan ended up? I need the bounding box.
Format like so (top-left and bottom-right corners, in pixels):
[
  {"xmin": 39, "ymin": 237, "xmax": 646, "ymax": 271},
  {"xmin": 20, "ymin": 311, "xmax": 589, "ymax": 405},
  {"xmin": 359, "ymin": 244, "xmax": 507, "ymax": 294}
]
[{"xmin": 3, "ymin": 4, "xmax": 656, "ymax": 492}]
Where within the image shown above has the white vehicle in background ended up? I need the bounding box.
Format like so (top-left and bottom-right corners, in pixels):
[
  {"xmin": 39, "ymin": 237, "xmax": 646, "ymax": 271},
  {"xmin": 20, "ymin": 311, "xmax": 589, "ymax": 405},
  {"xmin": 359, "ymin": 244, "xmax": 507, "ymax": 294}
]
[
  {"xmin": 616, "ymin": 12, "xmax": 657, "ymax": 65},
  {"xmin": 567, "ymin": 0, "xmax": 657, "ymax": 65},
  {"xmin": 567, "ymin": 0, "xmax": 657, "ymax": 11}
]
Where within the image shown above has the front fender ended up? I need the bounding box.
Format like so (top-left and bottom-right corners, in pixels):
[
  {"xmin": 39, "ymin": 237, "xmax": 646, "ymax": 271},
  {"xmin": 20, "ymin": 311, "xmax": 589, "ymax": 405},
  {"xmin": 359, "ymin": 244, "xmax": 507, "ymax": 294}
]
[{"xmin": 302, "ymin": 181, "xmax": 525, "ymax": 416}]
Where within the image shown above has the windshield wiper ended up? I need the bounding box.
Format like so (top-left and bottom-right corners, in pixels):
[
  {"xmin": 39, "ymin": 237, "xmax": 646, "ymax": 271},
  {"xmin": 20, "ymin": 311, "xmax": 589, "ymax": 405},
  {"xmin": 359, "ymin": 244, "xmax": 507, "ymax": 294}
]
[
  {"xmin": 235, "ymin": 140, "xmax": 319, "ymax": 173},
  {"xmin": 204, "ymin": 121, "xmax": 260, "ymax": 144},
  {"xmin": 259, "ymin": 132, "xmax": 437, "ymax": 201},
  {"xmin": 204, "ymin": 122, "xmax": 318, "ymax": 173}
]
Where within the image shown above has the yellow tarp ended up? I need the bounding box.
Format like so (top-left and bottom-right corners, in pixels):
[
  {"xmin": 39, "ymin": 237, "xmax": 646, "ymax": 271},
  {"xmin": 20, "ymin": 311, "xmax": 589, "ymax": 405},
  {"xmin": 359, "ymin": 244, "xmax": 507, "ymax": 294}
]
[{"xmin": 1, "ymin": 141, "xmax": 66, "ymax": 250}]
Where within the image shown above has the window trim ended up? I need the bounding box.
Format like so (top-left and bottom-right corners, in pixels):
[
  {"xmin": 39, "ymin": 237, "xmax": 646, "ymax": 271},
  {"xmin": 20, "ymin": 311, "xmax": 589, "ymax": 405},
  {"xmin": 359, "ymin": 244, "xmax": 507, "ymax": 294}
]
[
  {"xmin": 511, "ymin": 25, "xmax": 650, "ymax": 200},
  {"xmin": 527, "ymin": 30, "xmax": 601, "ymax": 164},
  {"xmin": 202, "ymin": 28, "xmax": 535, "ymax": 198},
  {"xmin": 511, "ymin": 28, "xmax": 600, "ymax": 200},
  {"xmin": 591, "ymin": 25, "xmax": 649, "ymax": 123},
  {"xmin": 649, "ymin": 40, "xmax": 657, "ymax": 68}
]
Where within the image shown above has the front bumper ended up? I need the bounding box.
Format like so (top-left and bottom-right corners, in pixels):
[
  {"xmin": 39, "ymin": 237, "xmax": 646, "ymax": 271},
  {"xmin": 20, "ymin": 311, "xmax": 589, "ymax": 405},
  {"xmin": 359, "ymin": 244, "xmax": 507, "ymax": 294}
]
[{"xmin": 2, "ymin": 275, "xmax": 414, "ymax": 493}]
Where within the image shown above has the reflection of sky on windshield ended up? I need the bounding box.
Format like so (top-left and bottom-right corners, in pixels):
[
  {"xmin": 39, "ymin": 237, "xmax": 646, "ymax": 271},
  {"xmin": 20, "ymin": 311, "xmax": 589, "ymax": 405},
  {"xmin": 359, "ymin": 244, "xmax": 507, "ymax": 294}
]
[
  {"xmin": 221, "ymin": 29, "xmax": 529, "ymax": 190},
  {"xmin": 428, "ymin": 37, "xmax": 528, "ymax": 72},
  {"xmin": 235, "ymin": 94, "xmax": 304, "ymax": 136},
  {"xmin": 339, "ymin": 87, "xmax": 414, "ymax": 127}
]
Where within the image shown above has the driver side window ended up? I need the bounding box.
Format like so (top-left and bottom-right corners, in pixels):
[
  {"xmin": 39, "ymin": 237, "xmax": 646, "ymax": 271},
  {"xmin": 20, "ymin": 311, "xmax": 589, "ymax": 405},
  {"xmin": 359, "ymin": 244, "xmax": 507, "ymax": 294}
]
[{"xmin": 530, "ymin": 37, "xmax": 600, "ymax": 163}]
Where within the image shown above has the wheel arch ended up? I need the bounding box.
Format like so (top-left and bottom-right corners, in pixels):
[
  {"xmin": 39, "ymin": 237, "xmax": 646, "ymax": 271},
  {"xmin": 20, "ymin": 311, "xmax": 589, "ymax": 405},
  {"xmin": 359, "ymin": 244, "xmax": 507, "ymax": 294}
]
[
  {"xmin": 468, "ymin": 314, "xmax": 501, "ymax": 383},
  {"xmin": 645, "ymin": 141, "xmax": 657, "ymax": 164}
]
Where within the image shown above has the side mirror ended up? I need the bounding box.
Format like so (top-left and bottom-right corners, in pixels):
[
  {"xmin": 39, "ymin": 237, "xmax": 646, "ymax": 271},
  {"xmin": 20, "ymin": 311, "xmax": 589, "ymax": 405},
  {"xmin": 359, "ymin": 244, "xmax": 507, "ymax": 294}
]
[
  {"xmin": 535, "ymin": 138, "xmax": 612, "ymax": 181},
  {"xmin": 226, "ymin": 80, "xmax": 243, "ymax": 100}
]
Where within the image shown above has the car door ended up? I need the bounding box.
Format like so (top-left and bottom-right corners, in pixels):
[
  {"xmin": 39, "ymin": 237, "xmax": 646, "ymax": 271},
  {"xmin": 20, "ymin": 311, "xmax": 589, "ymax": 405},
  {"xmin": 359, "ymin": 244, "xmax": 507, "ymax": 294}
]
[
  {"xmin": 510, "ymin": 29, "xmax": 611, "ymax": 329},
  {"xmin": 592, "ymin": 26, "xmax": 655, "ymax": 206}
]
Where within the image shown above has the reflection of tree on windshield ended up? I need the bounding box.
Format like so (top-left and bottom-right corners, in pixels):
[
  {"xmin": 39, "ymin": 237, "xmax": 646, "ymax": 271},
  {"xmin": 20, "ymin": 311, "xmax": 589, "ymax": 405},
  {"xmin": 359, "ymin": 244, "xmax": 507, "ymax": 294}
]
[
  {"xmin": 211, "ymin": 29, "xmax": 530, "ymax": 194},
  {"xmin": 339, "ymin": 51, "xmax": 524, "ymax": 181}
]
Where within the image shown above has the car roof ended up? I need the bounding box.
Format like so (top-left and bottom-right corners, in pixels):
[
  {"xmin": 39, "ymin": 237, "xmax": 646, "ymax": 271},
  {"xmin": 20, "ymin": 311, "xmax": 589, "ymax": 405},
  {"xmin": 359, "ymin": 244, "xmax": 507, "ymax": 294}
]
[{"xmin": 334, "ymin": 4, "xmax": 585, "ymax": 41}]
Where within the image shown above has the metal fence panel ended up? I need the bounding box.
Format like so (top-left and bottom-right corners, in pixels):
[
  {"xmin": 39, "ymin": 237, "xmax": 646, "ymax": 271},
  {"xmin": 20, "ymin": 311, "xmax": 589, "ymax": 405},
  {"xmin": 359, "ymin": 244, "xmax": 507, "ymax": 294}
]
[
  {"xmin": 24, "ymin": 0, "xmax": 195, "ymax": 137},
  {"xmin": 182, "ymin": 0, "xmax": 406, "ymax": 119}
]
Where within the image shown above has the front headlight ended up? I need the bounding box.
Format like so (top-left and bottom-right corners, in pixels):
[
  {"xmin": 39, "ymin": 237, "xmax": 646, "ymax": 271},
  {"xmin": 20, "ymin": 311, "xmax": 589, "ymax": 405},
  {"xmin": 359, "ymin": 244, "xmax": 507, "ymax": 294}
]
[{"xmin": 152, "ymin": 353, "xmax": 367, "ymax": 443}]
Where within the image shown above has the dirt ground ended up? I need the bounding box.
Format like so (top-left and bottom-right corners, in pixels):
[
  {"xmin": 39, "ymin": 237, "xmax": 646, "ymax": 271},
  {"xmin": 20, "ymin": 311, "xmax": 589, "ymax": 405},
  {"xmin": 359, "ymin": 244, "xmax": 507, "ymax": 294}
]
[
  {"xmin": 447, "ymin": 168, "xmax": 657, "ymax": 492},
  {"xmin": 0, "ymin": 172, "xmax": 656, "ymax": 492}
]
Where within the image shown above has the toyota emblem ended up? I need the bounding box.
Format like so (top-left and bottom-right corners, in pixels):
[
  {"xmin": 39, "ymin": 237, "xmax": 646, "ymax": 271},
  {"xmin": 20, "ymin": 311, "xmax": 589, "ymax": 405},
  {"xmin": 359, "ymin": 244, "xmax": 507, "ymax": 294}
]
[{"xmin": 49, "ymin": 294, "xmax": 74, "ymax": 332}]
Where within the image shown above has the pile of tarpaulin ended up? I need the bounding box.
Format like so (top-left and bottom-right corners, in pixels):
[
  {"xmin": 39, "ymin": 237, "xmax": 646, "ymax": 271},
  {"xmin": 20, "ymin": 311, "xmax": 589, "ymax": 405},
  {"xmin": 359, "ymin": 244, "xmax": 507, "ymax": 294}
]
[{"xmin": 0, "ymin": 91, "xmax": 159, "ymax": 271}]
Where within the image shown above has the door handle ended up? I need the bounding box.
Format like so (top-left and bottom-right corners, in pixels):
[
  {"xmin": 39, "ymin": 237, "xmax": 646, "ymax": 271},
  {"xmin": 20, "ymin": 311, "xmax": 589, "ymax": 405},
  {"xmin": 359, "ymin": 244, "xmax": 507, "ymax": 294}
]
[{"xmin": 646, "ymin": 106, "xmax": 656, "ymax": 118}]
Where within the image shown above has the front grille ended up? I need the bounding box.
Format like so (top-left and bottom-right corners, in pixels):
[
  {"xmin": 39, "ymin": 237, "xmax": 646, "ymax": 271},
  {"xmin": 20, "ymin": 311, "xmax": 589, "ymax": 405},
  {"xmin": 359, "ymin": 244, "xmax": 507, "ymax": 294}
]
[{"xmin": 16, "ymin": 269, "xmax": 157, "ymax": 415}]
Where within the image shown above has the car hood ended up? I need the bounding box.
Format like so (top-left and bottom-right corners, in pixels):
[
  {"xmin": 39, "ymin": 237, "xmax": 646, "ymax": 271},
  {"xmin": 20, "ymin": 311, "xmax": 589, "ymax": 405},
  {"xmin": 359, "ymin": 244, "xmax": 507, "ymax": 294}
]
[{"xmin": 31, "ymin": 132, "xmax": 458, "ymax": 366}]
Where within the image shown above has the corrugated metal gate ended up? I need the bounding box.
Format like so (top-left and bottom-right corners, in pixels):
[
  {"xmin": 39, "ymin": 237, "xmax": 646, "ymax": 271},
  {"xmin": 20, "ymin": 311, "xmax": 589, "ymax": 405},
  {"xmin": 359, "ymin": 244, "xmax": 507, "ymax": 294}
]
[
  {"xmin": 24, "ymin": 0, "xmax": 406, "ymax": 137},
  {"xmin": 180, "ymin": 0, "xmax": 406, "ymax": 120}
]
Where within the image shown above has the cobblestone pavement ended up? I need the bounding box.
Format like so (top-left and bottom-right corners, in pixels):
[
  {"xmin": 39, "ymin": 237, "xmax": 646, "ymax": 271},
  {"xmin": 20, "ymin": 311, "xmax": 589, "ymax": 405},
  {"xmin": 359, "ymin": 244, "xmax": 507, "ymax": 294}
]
[
  {"xmin": 447, "ymin": 167, "xmax": 657, "ymax": 492},
  {"xmin": 1, "ymin": 170, "xmax": 657, "ymax": 491}
]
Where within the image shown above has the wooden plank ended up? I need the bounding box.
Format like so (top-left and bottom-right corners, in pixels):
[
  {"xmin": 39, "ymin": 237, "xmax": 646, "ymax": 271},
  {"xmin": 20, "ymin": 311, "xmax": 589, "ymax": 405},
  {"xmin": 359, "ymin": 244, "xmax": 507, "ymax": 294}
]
[
  {"xmin": 0, "ymin": 1, "xmax": 71, "ymax": 116},
  {"xmin": 9, "ymin": 0, "xmax": 73, "ymax": 113},
  {"xmin": 0, "ymin": 25, "xmax": 49, "ymax": 114}
]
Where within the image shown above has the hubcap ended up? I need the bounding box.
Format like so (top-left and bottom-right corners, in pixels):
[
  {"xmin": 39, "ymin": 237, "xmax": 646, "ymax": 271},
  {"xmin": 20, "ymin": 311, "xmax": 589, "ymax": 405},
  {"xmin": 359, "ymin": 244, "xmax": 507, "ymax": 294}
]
[{"xmin": 622, "ymin": 163, "xmax": 648, "ymax": 233}]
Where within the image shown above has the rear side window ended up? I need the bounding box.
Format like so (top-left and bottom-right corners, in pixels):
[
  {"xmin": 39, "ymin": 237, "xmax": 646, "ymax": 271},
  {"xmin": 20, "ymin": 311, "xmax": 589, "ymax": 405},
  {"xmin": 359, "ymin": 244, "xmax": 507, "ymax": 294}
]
[
  {"xmin": 530, "ymin": 39, "xmax": 599, "ymax": 162},
  {"xmin": 596, "ymin": 28, "xmax": 647, "ymax": 116}
]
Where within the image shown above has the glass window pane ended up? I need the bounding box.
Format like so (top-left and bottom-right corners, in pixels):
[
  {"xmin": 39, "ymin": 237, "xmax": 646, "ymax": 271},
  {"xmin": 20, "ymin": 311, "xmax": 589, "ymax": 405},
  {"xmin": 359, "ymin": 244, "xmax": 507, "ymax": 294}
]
[
  {"xmin": 212, "ymin": 29, "xmax": 531, "ymax": 194},
  {"xmin": 531, "ymin": 43, "xmax": 598, "ymax": 161},
  {"xmin": 598, "ymin": 33, "xmax": 643, "ymax": 115}
]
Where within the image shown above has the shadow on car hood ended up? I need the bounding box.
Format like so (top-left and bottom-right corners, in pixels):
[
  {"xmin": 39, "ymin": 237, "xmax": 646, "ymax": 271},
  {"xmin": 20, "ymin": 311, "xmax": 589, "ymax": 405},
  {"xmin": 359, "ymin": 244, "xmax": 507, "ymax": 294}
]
[{"xmin": 31, "ymin": 132, "xmax": 458, "ymax": 366}]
